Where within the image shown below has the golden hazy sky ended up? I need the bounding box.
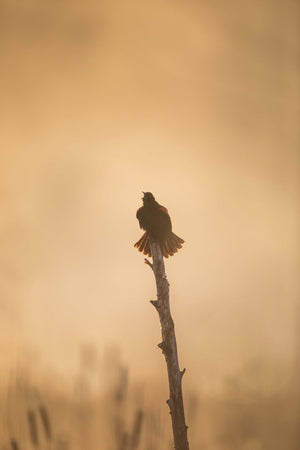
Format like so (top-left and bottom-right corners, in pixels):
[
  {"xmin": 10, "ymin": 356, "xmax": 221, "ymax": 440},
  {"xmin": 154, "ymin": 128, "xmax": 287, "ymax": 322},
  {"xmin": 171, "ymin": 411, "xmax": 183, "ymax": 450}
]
[{"xmin": 0, "ymin": 0, "xmax": 299, "ymax": 388}]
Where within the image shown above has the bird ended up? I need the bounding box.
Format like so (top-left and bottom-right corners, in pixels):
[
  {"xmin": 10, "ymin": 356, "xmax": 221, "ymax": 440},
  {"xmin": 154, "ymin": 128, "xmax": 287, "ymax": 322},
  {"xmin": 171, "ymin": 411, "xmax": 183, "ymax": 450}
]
[{"xmin": 134, "ymin": 192, "xmax": 184, "ymax": 258}]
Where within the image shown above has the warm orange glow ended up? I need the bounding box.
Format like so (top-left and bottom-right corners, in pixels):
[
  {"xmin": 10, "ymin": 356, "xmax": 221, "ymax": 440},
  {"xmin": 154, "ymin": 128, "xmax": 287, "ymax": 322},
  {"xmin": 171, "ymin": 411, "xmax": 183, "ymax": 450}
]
[{"xmin": 0, "ymin": 0, "xmax": 299, "ymax": 447}]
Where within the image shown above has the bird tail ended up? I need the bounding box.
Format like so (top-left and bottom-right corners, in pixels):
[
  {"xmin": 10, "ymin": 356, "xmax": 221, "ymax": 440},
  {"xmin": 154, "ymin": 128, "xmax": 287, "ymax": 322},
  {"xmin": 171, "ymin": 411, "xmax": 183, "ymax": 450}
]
[
  {"xmin": 161, "ymin": 232, "xmax": 184, "ymax": 258},
  {"xmin": 134, "ymin": 232, "xmax": 184, "ymax": 258},
  {"xmin": 134, "ymin": 231, "xmax": 151, "ymax": 257}
]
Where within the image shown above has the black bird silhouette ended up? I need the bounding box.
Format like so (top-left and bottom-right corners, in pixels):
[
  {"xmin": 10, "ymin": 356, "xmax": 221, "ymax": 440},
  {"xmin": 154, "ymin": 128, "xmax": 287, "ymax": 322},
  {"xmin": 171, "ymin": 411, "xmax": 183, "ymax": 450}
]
[{"xmin": 134, "ymin": 192, "xmax": 184, "ymax": 258}]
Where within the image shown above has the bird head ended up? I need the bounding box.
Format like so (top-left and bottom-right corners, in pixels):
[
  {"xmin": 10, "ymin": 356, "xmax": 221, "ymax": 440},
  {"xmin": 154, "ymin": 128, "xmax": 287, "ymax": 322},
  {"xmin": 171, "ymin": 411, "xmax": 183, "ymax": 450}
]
[{"xmin": 142, "ymin": 192, "xmax": 155, "ymax": 204}]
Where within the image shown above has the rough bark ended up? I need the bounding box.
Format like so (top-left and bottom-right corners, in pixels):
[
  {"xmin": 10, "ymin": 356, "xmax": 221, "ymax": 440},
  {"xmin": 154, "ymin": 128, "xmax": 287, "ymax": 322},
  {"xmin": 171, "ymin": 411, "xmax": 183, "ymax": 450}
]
[{"xmin": 145, "ymin": 239, "xmax": 189, "ymax": 450}]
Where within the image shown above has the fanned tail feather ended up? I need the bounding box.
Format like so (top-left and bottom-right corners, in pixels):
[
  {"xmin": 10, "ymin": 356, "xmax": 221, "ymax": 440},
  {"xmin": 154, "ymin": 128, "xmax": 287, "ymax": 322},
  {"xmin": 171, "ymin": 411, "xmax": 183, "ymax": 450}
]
[
  {"xmin": 134, "ymin": 232, "xmax": 152, "ymax": 257},
  {"xmin": 134, "ymin": 231, "xmax": 184, "ymax": 258},
  {"xmin": 166, "ymin": 232, "xmax": 184, "ymax": 256},
  {"xmin": 162, "ymin": 242, "xmax": 169, "ymax": 258}
]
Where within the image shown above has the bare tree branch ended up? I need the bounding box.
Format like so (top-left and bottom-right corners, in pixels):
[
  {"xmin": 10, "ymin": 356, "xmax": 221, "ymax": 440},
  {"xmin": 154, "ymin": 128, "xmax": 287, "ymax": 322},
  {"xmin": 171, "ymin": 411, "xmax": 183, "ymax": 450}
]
[{"xmin": 147, "ymin": 238, "xmax": 189, "ymax": 450}]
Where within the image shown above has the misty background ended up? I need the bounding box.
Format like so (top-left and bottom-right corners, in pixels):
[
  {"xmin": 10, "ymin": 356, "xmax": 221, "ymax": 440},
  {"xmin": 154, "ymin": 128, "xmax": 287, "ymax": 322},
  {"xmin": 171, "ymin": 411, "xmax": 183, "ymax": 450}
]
[{"xmin": 0, "ymin": 0, "xmax": 299, "ymax": 416}]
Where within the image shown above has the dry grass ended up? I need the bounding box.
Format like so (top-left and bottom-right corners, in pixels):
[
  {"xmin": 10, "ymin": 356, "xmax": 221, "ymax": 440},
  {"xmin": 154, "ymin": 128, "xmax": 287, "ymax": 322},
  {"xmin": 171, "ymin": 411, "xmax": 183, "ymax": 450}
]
[{"xmin": 0, "ymin": 350, "xmax": 299, "ymax": 449}]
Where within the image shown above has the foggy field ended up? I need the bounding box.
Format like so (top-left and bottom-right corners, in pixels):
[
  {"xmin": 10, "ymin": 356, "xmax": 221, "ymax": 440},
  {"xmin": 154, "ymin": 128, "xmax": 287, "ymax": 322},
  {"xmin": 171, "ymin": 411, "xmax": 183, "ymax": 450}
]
[{"xmin": 1, "ymin": 349, "xmax": 299, "ymax": 449}]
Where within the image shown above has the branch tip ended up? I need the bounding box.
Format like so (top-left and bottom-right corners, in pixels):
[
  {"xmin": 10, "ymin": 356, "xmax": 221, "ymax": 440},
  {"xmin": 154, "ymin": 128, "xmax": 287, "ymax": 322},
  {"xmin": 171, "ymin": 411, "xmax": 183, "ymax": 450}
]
[
  {"xmin": 144, "ymin": 258, "xmax": 153, "ymax": 270},
  {"xmin": 166, "ymin": 399, "xmax": 172, "ymax": 414},
  {"xmin": 150, "ymin": 300, "xmax": 159, "ymax": 310},
  {"xmin": 158, "ymin": 341, "xmax": 166, "ymax": 353},
  {"xmin": 180, "ymin": 368, "xmax": 186, "ymax": 378}
]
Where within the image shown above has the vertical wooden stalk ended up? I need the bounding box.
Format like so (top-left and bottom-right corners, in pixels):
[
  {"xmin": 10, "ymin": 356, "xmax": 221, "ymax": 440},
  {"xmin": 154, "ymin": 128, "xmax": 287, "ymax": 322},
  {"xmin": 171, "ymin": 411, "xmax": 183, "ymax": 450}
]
[
  {"xmin": 146, "ymin": 239, "xmax": 189, "ymax": 450},
  {"xmin": 10, "ymin": 438, "xmax": 20, "ymax": 450},
  {"xmin": 39, "ymin": 404, "xmax": 52, "ymax": 441},
  {"xmin": 27, "ymin": 409, "xmax": 39, "ymax": 447}
]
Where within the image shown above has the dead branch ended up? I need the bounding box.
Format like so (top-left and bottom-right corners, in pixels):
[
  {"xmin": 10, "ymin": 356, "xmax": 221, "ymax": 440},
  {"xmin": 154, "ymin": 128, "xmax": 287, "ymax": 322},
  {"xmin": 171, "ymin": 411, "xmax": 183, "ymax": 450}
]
[{"xmin": 147, "ymin": 239, "xmax": 189, "ymax": 450}]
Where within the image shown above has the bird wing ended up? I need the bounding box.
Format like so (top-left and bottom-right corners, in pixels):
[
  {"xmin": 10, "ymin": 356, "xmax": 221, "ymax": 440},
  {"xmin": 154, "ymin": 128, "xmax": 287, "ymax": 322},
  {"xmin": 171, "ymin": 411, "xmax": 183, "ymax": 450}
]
[
  {"xmin": 159, "ymin": 205, "xmax": 168, "ymax": 214},
  {"xmin": 158, "ymin": 204, "xmax": 172, "ymax": 232},
  {"xmin": 136, "ymin": 207, "xmax": 145, "ymax": 229}
]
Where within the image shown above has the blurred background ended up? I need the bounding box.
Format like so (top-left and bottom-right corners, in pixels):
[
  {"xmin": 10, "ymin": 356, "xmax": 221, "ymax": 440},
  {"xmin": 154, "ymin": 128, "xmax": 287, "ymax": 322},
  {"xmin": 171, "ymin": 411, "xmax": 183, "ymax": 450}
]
[{"xmin": 0, "ymin": 0, "xmax": 299, "ymax": 448}]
